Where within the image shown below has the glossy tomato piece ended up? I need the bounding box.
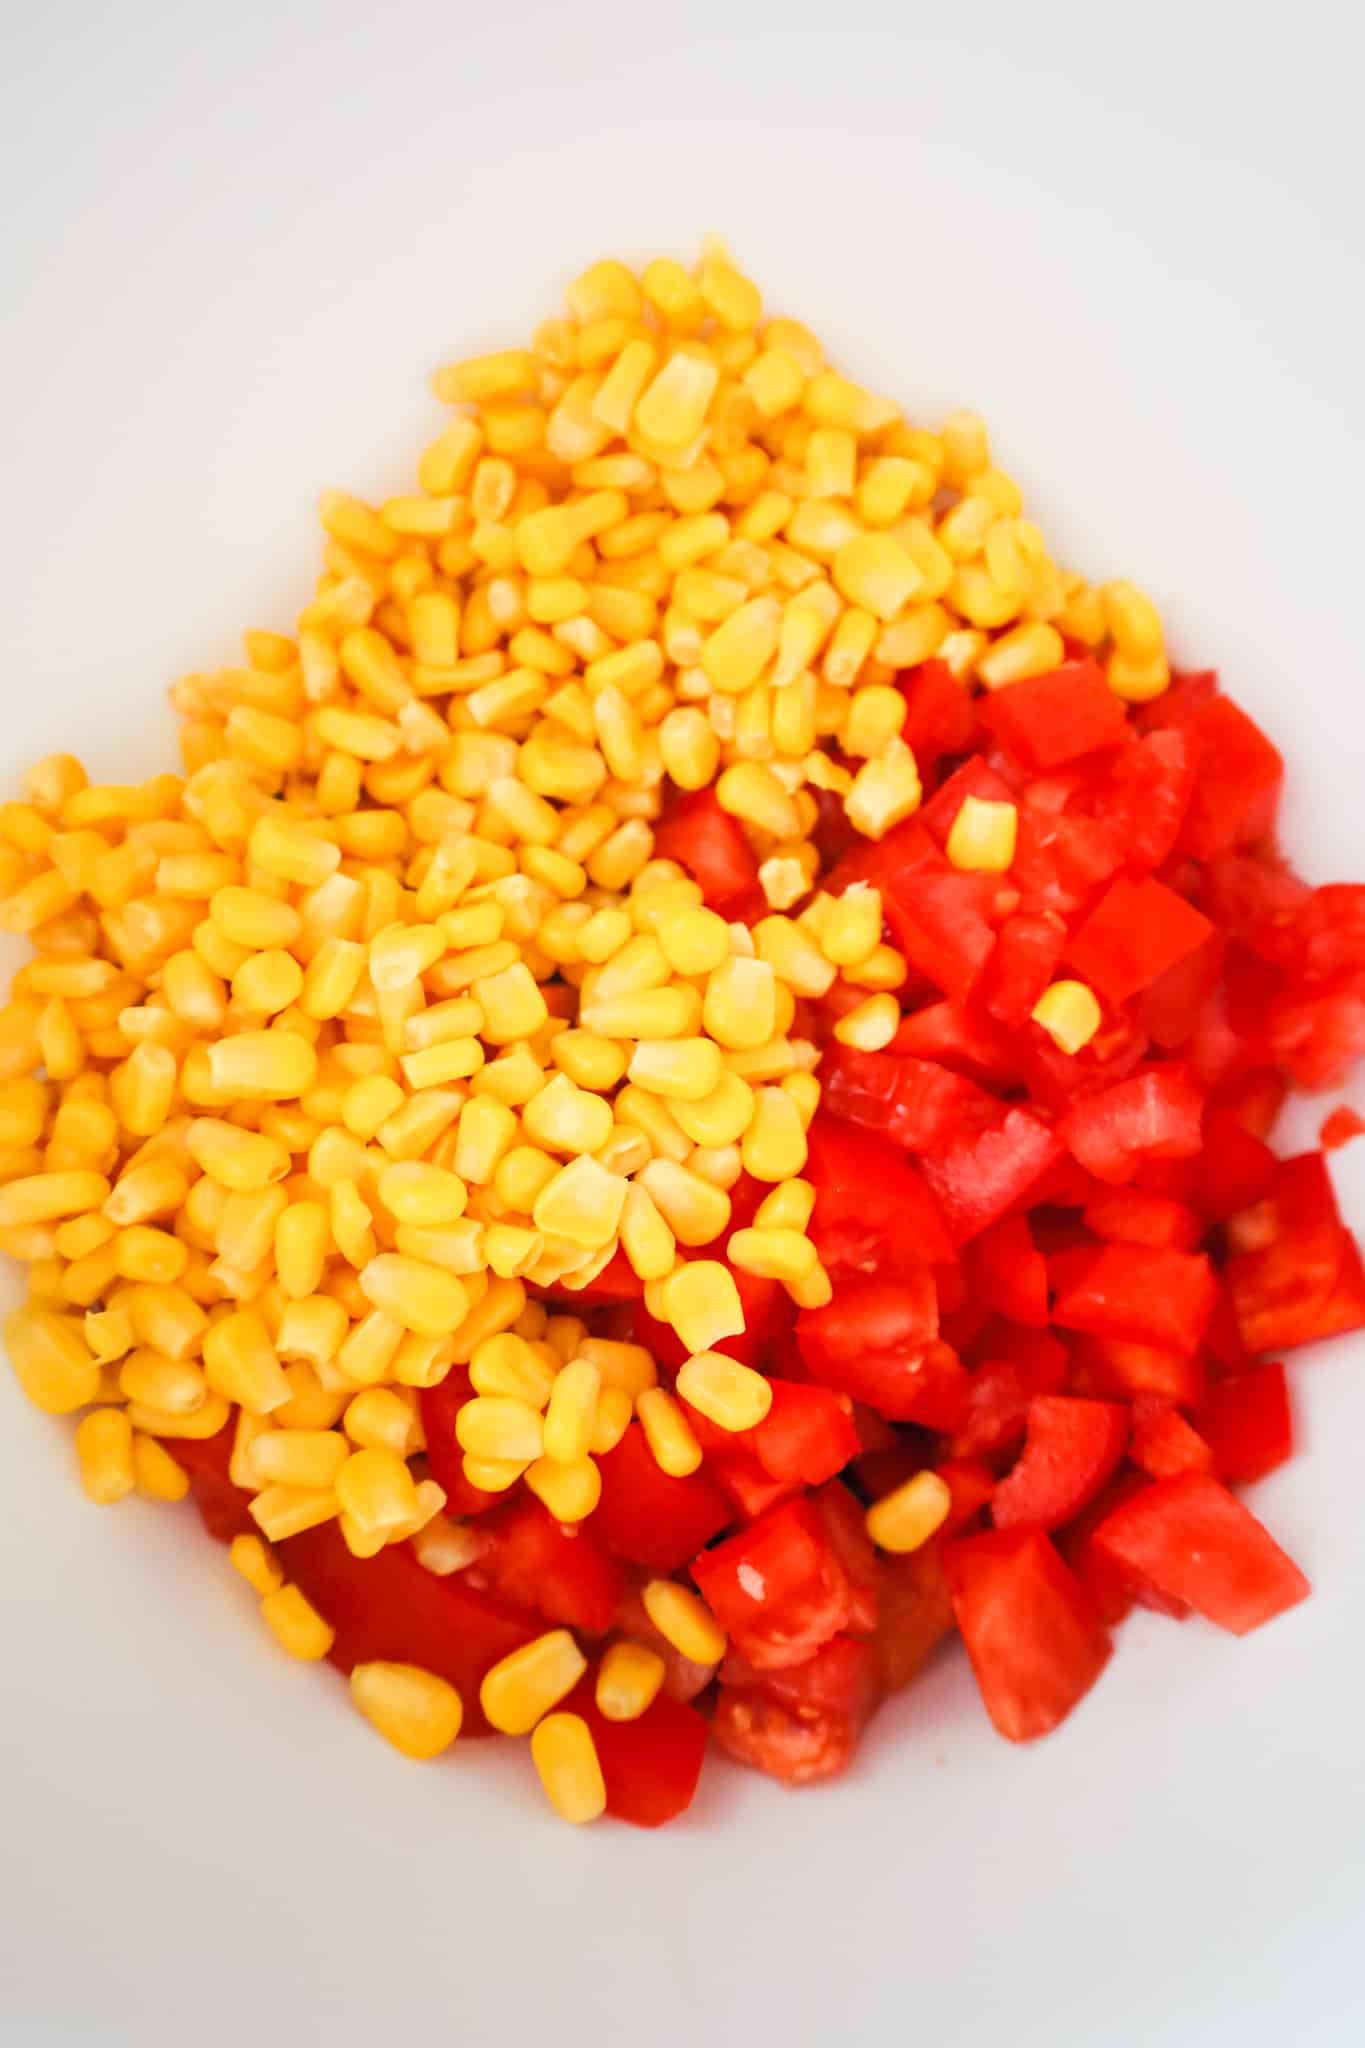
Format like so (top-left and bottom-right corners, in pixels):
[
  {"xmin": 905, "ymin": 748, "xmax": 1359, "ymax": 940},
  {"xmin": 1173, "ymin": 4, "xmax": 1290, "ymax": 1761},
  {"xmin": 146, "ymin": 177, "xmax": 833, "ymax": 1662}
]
[
  {"xmin": 965, "ymin": 1213, "xmax": 1049, "ymax": 1327},
  {"xmin": 983, "ymin": 911, "xmax": 1068, "ymax": 1027},
  {"xmin": 279, "ymin": 1521, "xmax": 538, "ymax": 1736},
  {"xmin": 691, "ymin": 1497, "xmax": 853, "ymax": 1671},
  {"xmin": 796, "ymin": 1271, "xmax": 964, "ymax": 1425},
  {"xmin": 1174, "ymin": 695, "xmax": 1284, "ymax": 860},
  {"xmin": 804, "ymin": 1110, "xmax": 953, "ymax": 1268},
  {"xmin": 1222, "ymin": 1153, "xmax": 1354, "ymax": 1354},
  {"xmin": 469, "ymin": 1496, "xmax": 622, "ymax": 1636},
  {"xmin": 653, "ymin": 786, "xmax": 761, "ymax": 917},
  {"xmin": 1049, "ymin": 1243, "xmax": 1218, "ymax": 1356},
  {"xmin": 990, "ymin": 1395, "xmax": 1130, "ymax": 1531},
  {"xmin": 1091, "ymin": 727, "xmax": 1194, "ymax": 871},
  {"xmin": 898, "ymin": 657, "xmax": 978, "ymax": 773},
  {"xmin": 714, "ymin": 1634, "xmax": 881, "ymax": 1785},
  {"xmin": 919, "ymin": 1106, "xmax": 1064, "ymax": 1244},
  {"xmin": 1091, "ymin": 1473, "xmax": 1309, "ymax": 1635},
  {"xmin": 1066, "ymin": 877, "xmax": 1215, "ymax": 1008},
  {"xmin": 811, "ymin": 1479, "xmax": 880, "ymax": 1634},
  {"xmin": 817, "ymin": 1047, "xmax": 997, "ymax": 1157},
  {"xmin": 1127, "ymin": 1398, "xmax": 1215, "ymax": 1480},
  {"xmin": 873, "ymin": 1541, "xmax": 957, "ymax": 1694},
  {"xmin": 592, "ymin": 1424, "xmax": 731, "ymax": 1573},
  {"xmin": 881, "ymin": 839, "xmax": 1001, "ymax": 1002},
  {"xmin": 750, "ymin": 1379, "xmax": 860, "ymax": 1487},
  {"xmin": 981, "ymin": 660, "xmax": 1129, "ymax": 770},
  {"xmin": 565, "ymin": 1676, "xmax": 709, "ymax": 1827},
  {"xmin": 1194, "ymin": 1362, "xmax": 1293, "ymax": 1484},
  {"xmin": 1081, "ymin": 1188, "xmax": 1203, "ymax": 1251},
  {"xmin": 166, "ymin": 1422, "xmax": 256, "ymax": 1544},
  {"xmin": 1058, "ymin": 1068, "xmax": 1205, "ymax": 1186},
  {"xmin": 946, "ymin": 1527, "xmax": 1112, "ymax": 1741}
]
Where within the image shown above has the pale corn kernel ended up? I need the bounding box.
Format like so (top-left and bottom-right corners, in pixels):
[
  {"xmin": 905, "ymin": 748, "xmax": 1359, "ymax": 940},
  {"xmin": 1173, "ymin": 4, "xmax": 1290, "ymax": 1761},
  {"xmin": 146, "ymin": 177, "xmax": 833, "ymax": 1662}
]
[
  {"xmin": 820, "ymin": 884, "xmax": 882, "ymax": 968},
  {"xmin": 658, "ymin": 1259, "xmax": 744, "ymax": 1354},
  {"xmin": 260, "ymin": 1583, "xmax": 335, "ymax": 1661},
  {"xmin": 248, "ymin": 1428, "xmax": 350, "ymax": 1490},
  {"xmin": 412, "ymin": 1516, "xmax": 482, "ymax": 1576},
  {"xmin": 480, "ymin": 1629, "xmax": 587, "ymax": 1736},
  {"xmin": 530, "ymin": 1712, "xmax": 606, "ymax": 1826},
  {"xmin": 432, "ymin": 349, "xmax": 538, "ymax": 405},
  {"xmin": 351, "ymin": 1661, "xmax": 463, "ymax": 1759},
  {"xmin": 596, "ymin": 1640, "xmax": 666, "ymax": 1722},
  {"xmin": 360, "ymin": 1253, "xmax": 469, "ymax": 1337},
  {"xmin": 578, "ymin": 984, "xmax": 697, "ymax": 1041},
  {"xmin": 634, "ymin": 352, "xmax": 719, "ymax": 451},
  {"xmin": 940, "ymin": 410, "xmax": 991, "ymax": 487},
  {"xmin": 468, "ymin": 1332, "xmax": 558, "ymax": 1409},
  {"xmin": 576, "ymin": 1337, "xmax": 658, "ymax": 1398},
  {"xmin": 701, "ymin": 598, "xmax": 782, "ymax": 696},
  {"xmin": 1107, "ymin": 649, "xmax": 1171, "ymax": 704},
  {"xmin": 702, "ymin": 956, "xmax": 778, "ymax": 1052},
  {"xmin": 641, "ymin": 1579, "xmax": 726, "ymax": 1664},
  {"xmin": 377, "ymin": 1162, "xmax": 468, "ymax": 1228},
  {"xmin": 657, "ymin": 707, "xmax": 720, "ymax": 791},
  {"xmin": 334, "ymin": 1444, "xmax": 420, "ymax": 1535},
  {"xmin": 842, "ymin": 683, "xmax": 907, "ymax": 759},
  {"xmin": 455, "ymin": 1395, "xmax": 544, "ymax": 1462},
  {"xmin": 588, "ymin": 1382, "xmax": 633, "ymax": 1456},
  {"xmin": 74, "ymin": 1407, "xmax": 136, "ymax": 1504},
  {"xmin": 714, "ymin": 761, "xmax": 800, "ymax": 840},
  {"xmin": 551, "ymin": 1030, "xmax": 629, "ymax": 1092},
  {"xmin": 1102, "ymin": 579, "xmax": 1164, "ymax": 658},
  {"xmin": 675, "ymin": 1351, "xmax": 774, "ymax": 1432},
  {"xmin": 636, "ymin": 1385, "xmax": 702, "ymax": 1476},
  {"xmin": 754, "ymin": 916, "xmax": 837, "ymax": 998},
  {"xmin": 117, "ymin": 1347, "xmax": 207, "ymax": 1415},
  {"xmin": 975, "ymin": 621, "xmax": 1065, "ymax": 690},
  {"xmin": 130, "ymin": 1433, "xmax": 191, "ymax": 1502},
  {"xmin": 865, "ymin": 1469, "xmax": 952, "ymax": 1554},
  {"xmin": 618, "ymin": 1182, "xmax": 676, "ymax": 1281},
  {"xmin": 726, "ymin": 1225, "xmax": 819, "ymax": 1286},
  {"xmin": 627, "ymin": 1037, "xmax": 724, "ymax": 1102},
  {"xmin": 1032, "ymin": 979, "xmax": 1102, "ymax": 1055},
  {"xmin": 740, "ymin": 1085, "xmax": 808, "ymax": 1182},
  {"xmin": 946, "ymin": 794, "xmax": 1018, "ymax": 873},
  {"xmin": 842, "ymin": 942, "xmax": 908, "ymax": 992},
  {"xmin": 230, "ymin": 1531, "xmax": 286, "ymax": 1596},
  {"xmin": 541, "ymin": 1357, "xmax": 601, "ymax": 1464},
  {"xmin": 531, "ymin": 1153, "xmax": 628, "ymax": 1250},
  {"xmin": 833, "ymin": 991, "xmax": 901, "ymax": 1050},
  {"xmin": 844, "ymin": 740, "xmax": 922, "ymax": 839},
  {"xmin": 754, "ymin": 1179, "xmax": 816, "ymax": 1231}
]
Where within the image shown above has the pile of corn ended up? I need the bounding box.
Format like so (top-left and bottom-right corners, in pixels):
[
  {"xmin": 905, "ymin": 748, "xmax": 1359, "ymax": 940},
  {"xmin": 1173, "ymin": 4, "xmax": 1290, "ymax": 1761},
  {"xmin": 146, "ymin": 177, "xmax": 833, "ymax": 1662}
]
[{"xmin": 0, "ymin": 245, "xmax": 1168, "ymax": 1819}]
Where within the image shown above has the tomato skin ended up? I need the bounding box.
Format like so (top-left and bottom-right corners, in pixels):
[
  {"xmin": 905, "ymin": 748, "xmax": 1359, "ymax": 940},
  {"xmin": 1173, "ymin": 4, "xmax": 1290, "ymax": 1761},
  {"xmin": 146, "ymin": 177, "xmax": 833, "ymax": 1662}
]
[
  {"xmin": 919, "ymin": 1107, "xmax": 1064, "ymax": 1244},
  {"xmin": 720, "ymin": 1632, "xmax": 880, "ymax": 1722},
  {"xmin": 592, "ymin": 1424, "xmax": 731, "ymax": 1573},
  {"xmin": 1092, "ymin": 1473, "xmax": 1309, "ymax": 1636},
  {"xmin": 984, "ymin": 911, "xmax": 1068, "ymax": 1027},
  {"xmin": 750, "ymin": 1379, "xmax": 860, "ymax": 1487},
  {"xmin": 991, "ymin": 1395, "xmax": 1130, "ymax": 1532},
  {"xmin": 1194, "ymin": 1362, "xmax": 1293, "ymax": 1484},
  {"xmin": 818, "ymin": 1048, "xmax": 996, "ymax": 1158},
  {"xmin": 873, "ymin": 1541, "xmax": 958, "ymax": 1694},
  {"xmin": 811, "ymin": 1480, "xmax": 880, "ymax": 1634},
  {"xmin": 1195, "ymin": 1110, "xmax": 1277, "ymax": 1222},
  {"xmin": 691, "ymin": 1498, "xmax": 854, "ymax": 1671},
  {"xmin": 279, "ymin": 1521, "xmax": 538, "ymax": 1736},
  {"xmin": 881, "ymin": 839, "xmax": 1001, "ymax": 1002},
  {"xmin": 1173, "ymin": 695, "xmax": 1284, "ymax": 860},
  {"xmin": 652, "ymin": 786, "xmax": 761, "ymax": 916},
  {"xmin": 469, "ymin": 1496, "xmax": 622, "ymax": 1637},
  {"xmin": 1058, "ymin": 1068, "xmax": 1205, "ymax": 1186},
  {"xmin": 1067, "ymin": 877, "xmax": 1215, "ymax": 1008},
  {"xmin": 1092, "ymin": 727, "xmax": 1194, "ymax": 871},
  {"xmin": 946, "ymin": 1527, "xmax": 1112, "ymax": 1741},
  {"xmin": 981, "ymin": 660, "xmax": 1129, "ymax": 770},
  {"xmin": 804, "ymin": 1109, "xmax": 954, "ymax": 1268},
  {"xmin": 965, "ymin": 1213, "xmax": 1049, "ymax": 1327},
  {"xmin": 1223, "ymin": 1153, "xmax": 1355, "ymax": 1354},
  {"xmin": 1049, "ymin": 1243, "xmax": 1218, "ymax": 1357},
  {"xmin": 565, "ymin": 1676, "xmax": 709, "ymax": 1827},
  {"xmin": 797, "ymin": 1275, "xmax": 969, "ymax": 1427},
  {"xmin": 898, "ymin": 657, "xmax": 978, "ymax": 773},
  {"xmin": 1127, "ymin": 1398, "xmax": 1215, "ymax": 1480}
]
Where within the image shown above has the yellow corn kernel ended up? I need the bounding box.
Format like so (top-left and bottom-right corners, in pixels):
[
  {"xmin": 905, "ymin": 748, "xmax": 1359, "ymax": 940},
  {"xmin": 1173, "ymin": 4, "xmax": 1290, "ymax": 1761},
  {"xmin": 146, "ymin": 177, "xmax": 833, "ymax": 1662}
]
[
  {"xmin": 471, "ymin": 960, "xmax": 548, "ymax": 1045},
  {"xmin": 538, "ymin": 1356, "xmax": 600, "ymax": 1465},
  {"xmin": 455, "ymin": 1394, "xmax": 544, "ymax": 1462},
  {"xmin": 410, "ymin": 1516, "xmax": 481, "ymax": 1576},
  {"xmin": 334, "ymin": 1444, "xmax": 420, "ymax": 1535},
  {"xmin": 468, "ymin": 1331, "xmax": 558, "ymax": 1408},
  {"xmin": 518, "ymin": 1074, "xmax": 610, "ymax": 1157},
  {"xmin": 865, "ymin": 1469, "xmax": 952, "ymax": 1554},
  {"xmin": 350, "ymin": 1661, "xmax": 463, "ymax": 1760},
  {"xmin": 975, "ymin": 621, "xmax": 1065, "ymax": 690},
  {"xmin": 727, "ymin": 1216, "xmax": 821, "ymax": 1283},
  {"xmin": 260, "ymin": 1583, "xmax": 335, "ymax": 1661},
  {"xmin": 73, "ymin": 1407, "xmax": 135, "ymax": 1505},
  {"xmin": 595, "ymin": 1640, "xmax": 666, "ymax": 1724},
  {"xmin": 524, "ymin": 1452, "xmax": 602, "ymax": 1523},
  {"xmin": 844, "ymin": 740, "xmax": 922, "ymax": 840},
  {"xmin": 714, "ymin": 760, "xmax": 800, "ymax": 841},
  {"xmin": 130, "ymin": 1432, "xmax": 191, "ymax": 1502},
  {"xmin": 656, "ymin": 1259, "xmax": 742, "ymax": 1355},
  {"xmin": 641, "ymin": 1578, "xmax": 726, "ymax": 1664},
  {"xmin": 373, "ymin": 1162, "xmax": 466, "ymax": 1230},
  {"xmin": 830, "ymin": 532, "xmax": 920, "ymax": 622},
  {"xmin": 431, "ymin": 348, "xmax": 537, "ymax": 405},
  {"xmin": 480, "ymin": 1628, "xmax": 587, "ymax": 1736},
  {"xmin": 740, "ymin": 1085, "xmax": 809, "ymax": 1183},
  {"xmin": 202, "ymin": 1308, "xmax": 289, "ymax": 1414},
  {"xmin": 653, "ymin": 908, "xmax": 732, "ymax": 983},
  {"xmin": 818, "ymin": 884, "xmax": 881, "ymax": 969},
  {"xmin": 701, "ymin": 597, "xmax": 782, "ymax": 695},
  {"xmin": 633, "ymin": 350, "xmax": 719, "ymax": 452},
  {"xmin": 754, "ymin": 916, "xmax": 837, "ymax": 999},
  {"xmin": 358, "ymin": 1253, "xmax": 468, "ymax": 1337},
  {"xmin": 0, "ymin": 1169, "xmax": 109, "ymax": 1228},
  {"xmin": 938, "ymin": 409, "xmax": 990, "ymax": 488},
  {"xmin": 531, "ymin": 1154, "xmax": 628, "ymax": 1250},
  {"xmin": 274, "ymin": 1299, "xmax": 349, "ymax": 1378},
  {"xmin": 636, "ymin": 1385, "xmax": 702, "ymax": 1476},
  {"xmin": 676, "ymin": 1351, "xmax": 774, "ymax": 1433},
  {"xmin": 946, "ymin": 794, "xmax": 1018, "ymax": 873},
  {"xmin": 1102, "ymin": 578, "xmax": 1164, "ymax": 659},
  {"xmin": 702, "ymin": 957, "xmax": 778, "ymax": 1053},
  {"xmin": 1032, "ymin": 979, "xmax": 1102, "ymax": 1055},
  {"xmin": 657, "ymin": 706, "xmax": 721, "ymax": 792},
  {"xmin": 117, "ymin": 1347, "xmax": 207, "ymax": 1415},
  {"xmin": 626, "ymin": 1037, "xmax": 724, "ymax": 1103},
  {"xmin": 842, "ymin": 942, "xmax": 908, "ymax": 993},
  {"xmin": 832, "ymin": 991, "xmax": 901, "ymax": 1050},
  {"xmin": 248, "ymin": 1427, "xmax": 350, "ymax": 1490},
  {"xmin": 231, "ymin": 948, "xmax": 304, "ymax": 1018},
  {"xmin": 205, "ymin": 1030, "xmax": 316, "ymax": 1104},
  {"xmin": 530, "ymin": 1711, "xmax": 606, "ymax": 1826},
  {"xmin": 1106, "ymin": 649, "xmax": 1171, "ymax": 704}
]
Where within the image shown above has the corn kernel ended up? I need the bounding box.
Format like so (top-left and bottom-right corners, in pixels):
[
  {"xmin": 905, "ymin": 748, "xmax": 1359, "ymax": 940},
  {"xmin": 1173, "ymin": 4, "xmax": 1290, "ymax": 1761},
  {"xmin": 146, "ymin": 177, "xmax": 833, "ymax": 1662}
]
[
  {"xmin": 636, "ymin": 1385, "xmax": 702, "ymax": 1476},
  {"xmin": 1032, "ymin": 979, "xmax": 1102, "ymax": 1055},
  {"xmin": 865, "ymin": 1469, "xmax": 952, "ymax": 1554},
  {"xmin": 481, "ymin": 1628, "xmax": 587, "ymax": 1735},
  {"xmin": 844, "ymin": 740, "xmax": 922, "ymax": 839},
  {"xmin": 675, "ymin": 1351, "xmax": 774, "ymax": 1432},
  {"xmin": 946, "ymin": 794, "xmax": 1018, "ymax": 873},
  {"xmin": 260, "ymin": 1582, "xmax": 335, "ymax": 1660},
  {"xmin": 351, "ymin": 1660, "xmax": 463, "ymax": 1759},
  {"xmin": 832, "ymin": 991, "xmax": 901, "ymax": 1050},
  {"xmin": 641, "ymin": 1579, "xmax": 726, "ymax": 1663},
  {"xmin": 530, "ymin": 1712, "xmax": 606, "ymax": 1826}
]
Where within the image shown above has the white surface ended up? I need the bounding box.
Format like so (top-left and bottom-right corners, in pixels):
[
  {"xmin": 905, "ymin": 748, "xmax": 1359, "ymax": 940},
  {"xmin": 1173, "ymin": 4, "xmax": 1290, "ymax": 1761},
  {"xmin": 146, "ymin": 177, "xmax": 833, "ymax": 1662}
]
[{"xmin": 2, "ymin": 2, "xmax": 1364, "ymax": 2042}]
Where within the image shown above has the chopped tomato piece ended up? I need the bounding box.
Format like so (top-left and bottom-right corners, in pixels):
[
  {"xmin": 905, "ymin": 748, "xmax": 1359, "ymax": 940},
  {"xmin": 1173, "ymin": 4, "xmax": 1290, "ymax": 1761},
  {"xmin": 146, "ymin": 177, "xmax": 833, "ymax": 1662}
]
[
  {"xmin": 750, "ymin": 1380, "xmax": 861, "ymax": 1487},
  {"xmin": 1069, "ymin": 1332, "xmax": 1207, "ymax": 1408},
  {"xmin": 1092, "ymin": 1473, "xmax": 1309, "ymax": 1635},
  {"xmin": 991, "ymin": 1395, "xmax": 1130, "ymax": 1531},
  {"xmin": 593, "ymin": 1424, "xmax": 730, "ymax": 1573},
  {"xmin": 881, "ymin": 845, "xmax": 1000, "ymax": 1002},
  {"xmin": 469, "ymin": 1496, "xmax": 622, "ymax": 1636},
  {"xmin": 804, "ymin": 1110, "xmax": 954, "ymax": 1267},
  {"xmin": 965, "ymin": 1213, "xmax": 1049, "ymax": 1327},
  {"xmin": 981, "ymin": 660, "xmax": 1129, "ymax": 770},
  {"xmin": 891, "ymin": 999, "xmax": 1020, "ymax": 1084},
  {"xmin": 1058, "ymin": 1068, "xmax": 1205, "ymax": 1185},
  {"xmin": 1223, "ymin": 1153, "xmax": 1354, "ymax": 1354},
  {"xmin": 811, "ymin": 1480, "xmax": 880, "ymax": 1634},
  {"xmin": 1050, "ymin": 1243, "xmax": 1218, "ymax": 1356},
  {"xmin": 691, "ymin": 1498, "xmax": 853, "ymax": 1671},
  {"xmin": 818, "ymin": 1047, "xmax": 997, "ymax": 1157},
  {"xmin": 653, "ymin": 786, "xmax": 761, "ymax": 916},
  {"xmin": 873, "ymin": 1541, "xmax": 957, "ymax": 1693},
  {"xmin": 983, "ymin": 911, "xmax": 1068, "ymax": 1027},
  {"xmin": 920, "ymin": 1106, "xmax": 1064, "ymax": 1243},
  {"xmin": 1066, "ymin": 877, "xmax": 1214, "ymax": 1007},
  {"xmin": 565, "ymin": 1676, "xmax": 709, "ymax": 1827},
  {"xmin": 166, "ymin": 1423, "xmax": 257, "ymax": 1544},
  {"xmin": 707, "ymin": 1449, "xmax": 802, "ymax": 1523},
  {"xmin": 1320, "ymin": 1106, "xmax": 1365, "ymax": 1152},
  {"xmin": 796, "ymin": 1269, "xmax": 950, "ymax": 1423},
  {"xmin": 1195, "ymin": 1110, "xmax": 1277, "ymax": 1222},
  {"xmin": 898, "ymin": 657, "xmax": 978, "ymax": 773},
  {"xmin": 1127, "ymin": 1398, "xmax": 1214, "ymax": 1479},
  {"xmin": 1091, "ymin": 728, "xmax": 1194, "ymax": 870},
  {"xmin": 279, "ymin": 1521, "xmax": 538, "ymax": 1736},
  {"xmin": 919, "ymin": 756, "xmax": 1016, "ymax": 846},
  {"xmin": 1194, "ymin": 1363, "xmax": 1293, "ymax": 1484},
  {"xmin": 946, "ymin": 1527, "xmax": 1112, "ymax": 1741},
  {"xmin": 1082, "ymin": 1188, "xmax": 1203, "ymax": 1251},
  {"xmin": 1174, "ymin": 695, "xmax": 1284, "ymax": 860},
  {"xmin": 712, "ymin": 1683, "xmax": 859, "ymax": 1785}
]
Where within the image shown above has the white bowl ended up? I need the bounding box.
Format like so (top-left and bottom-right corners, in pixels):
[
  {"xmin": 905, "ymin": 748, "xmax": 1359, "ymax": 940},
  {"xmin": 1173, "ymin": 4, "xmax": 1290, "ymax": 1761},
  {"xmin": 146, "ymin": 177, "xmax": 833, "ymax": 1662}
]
[{"xmin": 2, "ymin": 5, "xmax": 1363, "ymax": 2043}]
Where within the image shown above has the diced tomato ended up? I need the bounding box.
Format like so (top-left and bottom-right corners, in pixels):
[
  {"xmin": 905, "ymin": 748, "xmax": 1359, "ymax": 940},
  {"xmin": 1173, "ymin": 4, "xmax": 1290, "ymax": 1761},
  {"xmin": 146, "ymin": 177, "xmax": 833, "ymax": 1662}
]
[
  {"xmin": 811, "ymin": 1480, "xmax": 881, "ymax": 1634},
  {"xmin": 1320, "ymin": 1106, "xmax": 1365, "ymax": 1152},
  {"xmin": 965, "ymin": 1213, "xmax": 1049, "ymax": 1326},
  {"xmin": 919, "ymin": 756, "xmax": 1017, "ymax": 846},
  {"xmin": 880, "ymin": 840, "xmax": 1001, "ymax": 1003},
  {"xmin": 653, "ymin": 786, "xmax": 761, "ymax": 916},
  {"xmin": 419, "ymin": 1372, "xmax": 504, "ymax": 1517},
  {"xmin": 952, "ymin": 1327, "xmax": 1070, "ymax": 1460},
  {"xmin": 804, "ymin": 1110, "xmax": 953, "ymax": 1273},
  {"xmin": 797, "ymin": 1269, "xmax": 955, "ymax": 1424},
  {"xmin": 1313, "ymin": 1230, "xmax": 1365, "ymax": 1341},
  {"xmin": 565, "ymin": 1676, "xmax": 709, "ymax": 1827},
  {"xmin": 1069, "ymin": 1332, "xmax": 1207, "ymax": 1408},
  {"xmin": 983, "ymin": 911, "xmax": 1068, "ymax": 1026},
  {"xmin": 898, "ymin": 657, "xmax": 978, "ymax": 773},
  {"xmin": 1066, "ymin": 877, "xmax": 1215, "ymax": 1008},
  {"xmin": 990, "ymin": 1395, "xmax": 1130, "ymax": 1531},
  {"xmin": 1050, "ymin": 1243, "xmax": 1218, "ymax": 1356},
  {"xmin": 691, "ymin": 1498, "xmax": 853, "ymax": 1671},
  {"xmin": 750, "ymin": 1379, "xmax": 861, "ymax": 1486},
  {"xmin": 165, "ymin": 1423, "xmax": 257, "ymax": 1544},
  {"xmin": 1212, "ymin": 1065, "xmax": 1287, "ymax": 1139},
  {"xmin": 981, "ymin": 660, "xmax": 1129, "ymax": 770},
  {"xmin": 1268, "ymin": 976, "xmax": 1365, "ymax": 1090},
  {"xmin": 593, "ymin": 1424, "xmax": 731, "ymax": 1572},
  {"xmin": 874, "ymin": 1542, "xmax": 957, "ymax": 1694},
  {"xmin": 891, "ymin": 999, "xmax": 1021, "ymax": 1084},
  {"xmin": 1011, "ymin": 799, "xmax": 1125, "ymax": 920},
  {"xmin": 1127, "ymin": 1397, "xmax": 1214, "ymax": 1479},
  {"xmin": 708, "ymin": 1449, "xmax": 802, "ymax": 1523},
  {"xmin": 1091, "ymin": 728, "xmax": 1194, "ymax": 871},
  {"xmin": 720, "ymin": 1632, "xmax": 881, "ymax": 1725},
  {"xmin": 1138, "ymin": 934, "xmax": 1226, "ymax": 1053},
  {"xmin": 1223, "ymin": 1153, "xmax": 1354, "ymax": 1354},
  {"xmin": 1195, "ymin": 1109, "xmax": 1277, "ymax": 1222},
  {"xmin": 712, "ymin": 1682, "xmax": 860, "ymax": 1785},
  {"xmin": 935, "ymin": 1457, "xmax": 997, "ymax": 1534},
  {"xmin": 279, "ymin": 1521, "xmax": 538, "ymax": 1736},
  {"xmin": 1058, "ymin": 1068, "xmax": 1205, "ymax": 1185},
  {"xmin": 818, "ymin": 1047, "xmax": 997, "ymax": 1157},
  {"xmin": 1082, "ymin": 1188, "xmax": 1203, "ymax": 1251},
  {"xmin": 1092, "ymin": 1473, "xmax": 1309, "ymax": 1635},
  {"xmin": 946, "ymin": 1527, "xmax": 1112, "ymax": 1741},
  {"xmin": 1194, "ymin": 1362, "xmax": 1293, "ymax": 1484},
  {"xmin": 469, "ymin": 1496, "xmax": 622, "ymax": 1636},
  {"xmin": 1174, "ymin": 696, "xmax": 1284, "ymax": 860},
  {"xmin": 1056, "ymin": 1469, "xmax": 1190, "ymax": 1624},
  {"xmin": 920, "ymin": 1106, "xmax": 1064, "ymax": 1243}
]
